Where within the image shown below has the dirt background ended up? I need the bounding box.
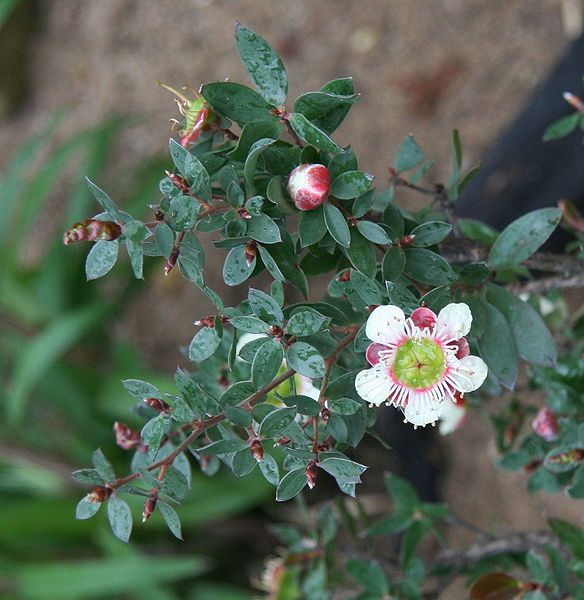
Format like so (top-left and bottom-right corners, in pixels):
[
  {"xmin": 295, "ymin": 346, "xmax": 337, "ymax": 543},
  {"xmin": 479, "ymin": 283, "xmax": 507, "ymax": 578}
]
[{"xmin": 2, "ymin": 0, "xmax": 581, "ymax": 596}]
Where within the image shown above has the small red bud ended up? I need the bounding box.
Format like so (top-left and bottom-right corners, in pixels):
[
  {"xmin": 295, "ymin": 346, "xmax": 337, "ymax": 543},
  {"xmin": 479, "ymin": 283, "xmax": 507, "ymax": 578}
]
[
  {"xmin": 305, "ymin": 461, "xmax": 318, "ymax": 489},
  {"xmin": 397, "ymin": 234, "xmax": 416, "ymax": 247},
  {"xmin": 164, "ymin": 247, "xmax": 180, "ymax": 276},
  {"xmin": 113, "ymin": 421, "xmax": 142, "ymax": 451},
  {"xmin": 194, "ymin": 315, "xmax": 216, "ymax": 327},
  {"xmin": 320, "ymin": 408, "xmax": 330, "ymax": 423},
  {"xmin": 63, "ymin": 220, "xmax": 122, "ymax": 245},
  {"xmin": 86, "ymin": 486, "xmax": 112, "ymax": 503},
  {"xmin": 217, "ymin": 373, "xmax": 230, "ymax": 388},
  {"xmin": 251, "ymin": 439, "xmax": 264, "ymax": 462},
  {"xmin": 154, "ymin": 210, "xmax": 165, "ymax": 221},
  {"xmin": 524, "ymin": 460, "xmax": 543, "ymax": 473},
  {"xmin": 144, "ymin": 397, "xmax": 171, "ymax": 413},
  {"xmin": 165, "ymin": 170, "xmax": 190, "ymax": 193},
  {"xmin": 268, "ymin": 325, "xmax": 284, "ymax": 338},
  {"xmin": 237, "ymin": 207, "xmax": 252, "ymax": 219},
  {"xmin": 244, "ymin": 241, "xmax": 257, "ymax": 267},
  {"xmin": 142, "ymin": 489, "xmax": 158, "ymax": 523},
  {"xmin": 532, "ymin": 407, "xmax": 559, "ymax": 442},
  {"xmin": 287, "ymin": 164, "xmax": 330, "ymax": 211},
  {"xmin": 338, "ymin": 270, "xmax": 351, "ymax": 282}
]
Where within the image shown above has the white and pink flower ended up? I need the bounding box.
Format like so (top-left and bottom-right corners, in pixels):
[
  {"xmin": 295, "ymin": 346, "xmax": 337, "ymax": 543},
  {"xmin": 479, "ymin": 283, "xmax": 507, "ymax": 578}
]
[{"xmin": 355, "ymin": 303, "xmax": 488, "ymax": 428}]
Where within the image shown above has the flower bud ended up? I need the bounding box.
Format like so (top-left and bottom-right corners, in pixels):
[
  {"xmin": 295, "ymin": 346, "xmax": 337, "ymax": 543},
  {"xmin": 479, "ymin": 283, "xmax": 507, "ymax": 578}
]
[
  {"xmin": 251, "ymin": 439, "xmax": 264, "ymax": 462},
  {"xmin": 164, "ymin": 247, "xmax": 180, "ymax": 276},
  {"xmin": 532, "ymin": 407, "xmax": 559, "ymax": 442},
  {"xmin": 268, "ymin": 324, "xmax": 284, "ymax": 338},
  {"xmin": 287, "ymin": 164, "xmax": 330, "ymax": 211},
  {"xmin": 113, "ymin": 421, "xmax": 142, "ymax": 451},
  {"xmin": 144, "ymin": 397, "xmax": 172, "ymax": 413},
  {"xmin": 165, "ymin": 170, "xmax": 190, "ymax": 194},
  {"xmin": 63, "ymin": 220, "xmax": 122, "ymax": 245},
  {"xmin": 244, "ymin": 241, "xmax": 257, "ymax": 267},
  {"xmin": 142, "ymin": 489, "xmax": 158, "ymax": 523},
  {"xmin": 86, "ymin": 486, "xmax": 112, "ymax": 503},
  {"xmin": 305, "ymin": 461, "xmax": 318, "ymax": 489}
]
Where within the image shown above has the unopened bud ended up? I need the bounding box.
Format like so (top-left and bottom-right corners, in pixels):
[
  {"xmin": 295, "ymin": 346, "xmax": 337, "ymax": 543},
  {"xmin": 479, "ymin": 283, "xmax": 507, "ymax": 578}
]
[
  {"xmin": 144, "ymin": 397, "xmax": 171, "ymax": 413},
  {"xmin": 164, "ymin": 247, "xmax": 180, "ymax": 276},
  {"xmin": 268, "ymin": 325, "xmax": 284, "ymax": 338},
  {"xmin": 338, "ymin": 270, "xmax": 351, "ymax": 282},
  {"xmin": 305, "ymin": 461, "xmax": 318, "ymax": 489},
  {"xmin": 532, "ymin": 407, "xmax": 559, "ymax": 442},
  {"xmin": 563, "ymin": 91, "xmax": 584, "ymax": 112},
  {"xmin": 251, "ymin": 439, "xmax": 264, "ymax": 462},
  {"xmin": 524, "ymin": 460, "xmax": 543, "ymax": 473},
  {"xmin": 113, "ymin": 421, "xmax": 142, "ymax": 451},
  {"xmin": 237, "ymin": 207, "xmax": 252, "ymax": 219},
  {"xmin": 194, "ymin": 315, "xmax": 216, "ymax": 327},
  {"xmin": 244, "ymin": 241, "xmax": 257, "ymax": 267},
  {"xmin": 275, "ymin": 436, "xmax": 291, "ymax": 446},
  {"xmin": 154, "ymin": 210, "xmax": 165, "ymax": 221},
  {"xmin": 398, "ymin": 234, "xmax": 416, "ymax": 247},
  {"xmin": 287, "ymin": 164, "xmax": 330, "ymax": 211},
  {"xmin": 142, "ymin": 490, "xmax": 158, "ymax": 523},
  {"xmin": 559, "ymin": 199, "xmax": 584, "ymax": 232},
  {"xmin": 165, "ymin": 170, "xmax": 190, "ymax": 194},
  {"xmin": 63, "ymin": 219, "xmax": 122, "ymax": 245},
  {"xmin": 320, "ymin": 408, "xmax": 330, "ymax": 423},
  {"xmin": 86, "ymin": 486, "xmax": 112, "ymax": 503}
]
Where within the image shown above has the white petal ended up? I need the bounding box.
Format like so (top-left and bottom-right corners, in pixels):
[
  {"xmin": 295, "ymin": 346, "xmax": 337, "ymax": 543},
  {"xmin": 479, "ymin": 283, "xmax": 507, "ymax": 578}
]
[
  {"xmin": 452, "ymin": 355, "xmax": 488, "ymax": 393},
  {"xmin": 365, "ymin": 305, "xmax": 405, "ymax": 346},
  {"xmin": 403, "ymin": 400, "xmax": 444, "ymax": 428},
  {"xmin": 355, "ymin": 365, "xmax": 390, "ymax": 406},
  {"xmin": 438, "ymin": 401, "xmax": 467, "ymax": 435},
  {"xmin": 437, "ymin": 303, "xmax": 472, "ymax": 340}
]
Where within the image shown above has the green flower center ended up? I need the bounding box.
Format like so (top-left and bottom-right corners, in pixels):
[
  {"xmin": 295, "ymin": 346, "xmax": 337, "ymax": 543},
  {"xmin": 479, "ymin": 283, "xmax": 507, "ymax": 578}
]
[{"xmin": 392, "ymin": 338, "xmax": 446, "ymax": 389}]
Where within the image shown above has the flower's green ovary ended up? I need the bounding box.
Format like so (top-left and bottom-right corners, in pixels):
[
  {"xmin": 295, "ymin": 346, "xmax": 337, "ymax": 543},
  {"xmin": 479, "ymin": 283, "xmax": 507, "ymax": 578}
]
[{"xmin": 391, "ymin": 338, "xmax": 445, "ymax": 389}]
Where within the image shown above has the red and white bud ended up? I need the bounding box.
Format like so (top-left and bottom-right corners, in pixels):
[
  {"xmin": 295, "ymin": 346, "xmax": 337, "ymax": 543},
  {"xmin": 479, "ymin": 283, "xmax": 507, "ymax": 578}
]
[
  {"xmin": 287, "ymin": 163, "xmax": 330, "ymax": 211},
  {"xmin": 532, "ymin": 407, "xmax": 559, "ymax": 442},
  {"xmin": 142, "ymin": 489, "xmax": 158, "ymax": 522},
  {"xmin": 63, "ymin": 220, "xmax": 122, "ymax": 245},
  {"xmin": 305, "ymin": 461, "xmax": 318, "ymax": 489},
  {"xmin": 113, "ymin": 421, "xmax": 142, "ymax": 451},
  {"xmin": 86, "ymin": 486, "xmax": 112, "ymax": 503},
  {"xmin": 250, "ymin": 439, "xmax": 264, "ymax": 462},
  {"xmin": 144, "ymin": 397, "xmax": 172, "ymax": 413}
]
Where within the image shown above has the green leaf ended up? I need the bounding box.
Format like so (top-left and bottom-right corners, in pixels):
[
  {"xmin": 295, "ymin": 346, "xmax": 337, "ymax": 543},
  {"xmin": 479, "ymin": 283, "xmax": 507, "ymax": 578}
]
[
  {"xmin": 107, "ymin": 494, "xmax": 133, "ymax": 543},
  {"xmin": 294, "ymin": 91, "xmax": 359, "ymax": 134},
  {"xmin": 198, "ymin": 438, "xmax": 249, "ymax": 455},
  {"xmin": 75, "ymin": 497, "xmax": 101, "ymax": 520},
  {"xmin": 228, "ymin": 120, "xmax": 283, "ymax": 161},
  {"xmin": 244, "ymin": 137, "xmax": 276, "ymax": 197},
  {"xmin": 385, "ymin": 281, "xmax": 419, "ymax": 314},
  {"xmin": 224, "ymin": 404, "xmax": 253, "ymax": 428},
  {"xmin": 85, "ymin": 240, "xmax": 119, "ymax": 281},
  {"xmin": 384, "ymin": 473, "xmax": 420, "ymax": 512},
  {"xmin": 543, "ymin": 111, "xmax": 580, "ymax": 141},
  {"xmin": 299, "ymin": 206, "xmax": 327, "ymax": 247},
  {"xmin": 317, "ymin": 77, "xmax": 356, "ymax": 133},
  {"xmin": 282, "ymin": 395, "xmax": 320, "ymax": 416},
  {"xmin": 249, "ymin": 288, "xmax": 284, "ymax": 325},
  {"xmin": 351, "ymin": 271, "xmax": 382, "ymax": 305},
  {"xmin": 223, "ymin": 246, "xmax": 255, "ymax": 286},
  {"xmin": 410, "ymin": 221, "xmax": 452, "ymax": 247},
  {"xmin": 92, "ymin": 449, "xmax": 115, "ymax": 482},
  {"xmin": 235, "ymin": 23, "xmax": 287, "ymax": 105},
  {"xmin": 252, "ymin": 339, "xmax": 284, "ymax": 387},
  {"xmin": 403, "ymin": 248, "xmax": 457, "ymax": 286},
  {"xmin": 229, "ymin": 315, "xmax": 268, "ymax": 333},
  {"xmin": 288, "ymin": 113, "xmax": 343, "ymax": 154},
  {"xmin": 201, "ymin": 82, "xmax": 278, "ymax": 126},
  {"xmin": 232, "ymin": 447, "xmax": 257, "ymax": 476},
  {"xmin": 286, "ymin": 311, "xmax": 327, "ymax": 336},
  {"xmin": 267, "ymin": 175, "xmax": 295, "ymax": 214},
  {"xmin": 447, "ymin": 129, "xmax": 462, "ymax": 190},
  {"xmin": 71, "ymin": 469, "xmax": 104, "ymax": 486},
  {"xmin": 188, "ymin": 327, "xmax": 222, "ymax": 362},
  {"xmin": 330, "ymin": 170, "xmax": 374, "ymax": 200},
  {"xmin": 478, "ymin": 302, "xmax": 518, "ymax": 390},
  {"xmin": 526, "ymin": 550, "xmax": 549, "ymax": 584},
  {"xmin": 488, "ymin": 208, "xmax": 562, "ymax": 269},
  {"xmin": 259, "ymin": 454, "xmax": 280, "ymax": 486},
  {"xmin": 382, "ymin": 245, "xmax": 406, "ymax": 281},
  {"xmin": 286, "ymin": 342, "xmax": 325, "ymax": 377},
  {"xmin": 400, "ymin": 519, "xmax": 430, "ymax": 567},
  {"xmin": 328, "ymin": 397, "xmax": 361, "ymax": 415},
  {"xmin": 168, "ymin": 195, "xmax": 200, "ymax": 231},
  {"xmin": 394, "ymin": 135, "xmax": 424, "ymax": 173},
  {"xmin": 141, "ymin": 416, "xmax": 167, "ymax": 450},
  {"xmin": 85, "ymin": 177, "xmax": 125, "ymax": 222},
  {"xmin": 323, "ymin": 202, "xmax": 350, "ymax": 248},
  {"xmin": 158, "ymin": 501, "xmax": 183, "ymax": 540},
  {"xmin": 486, "ymin": 284, "xmax": 557, "ymax": 367},
  {"xmin": 122, "ymin": 379, "xmax": 162, "ymax": 400},
  {"xmin": 549, "ymin": 518, "xmax": 584, "ymax": 560},
  {"xmin": 126, "ymin": 240, "xmax": 144, "ymax": 280},
  {"xmin": 276, "ymin": 468, "xmax": 307, "ymax": 501},
  {"xmin": 319, "ymin": 457, "xmax": 367, "ymax": 478},
  {"xmin": 346, "ymin": 559, "xmax": 389, "ymax": 596},
  {"xmin": 246, "ymin": 214, "xmax": 281, "ymax": 244},
  {"xmin": 154, "ymin": 222, "xmax": 174, "ymax": 257},
  {"xmin": 346, "ymin": 228, "xmax": 377, "ymax": 278},
  {"xmin": 259, "ymin": 242, "xmax": 309, "ymax": 298},
  {"xmin": 459, "ymin": 218, "xmax": 499, "ymax": 245},
  {"xmin": 356, "ymin": 220, "xmax": 391, "ymax": 245},
  {"xmin": 259, "ymin": 406, "xmax": 297, "ymax": 438}
]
